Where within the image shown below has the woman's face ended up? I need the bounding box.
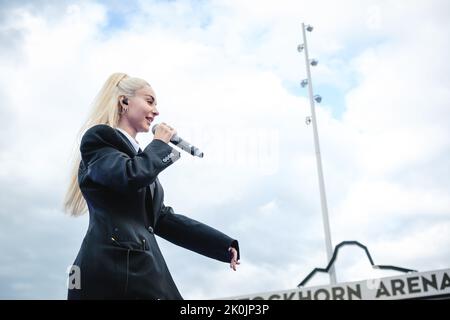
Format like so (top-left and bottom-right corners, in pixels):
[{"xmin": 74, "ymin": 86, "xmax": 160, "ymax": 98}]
[{"xmin": 123, "ymin": 85, "xmax": 159, "ymax": 133}]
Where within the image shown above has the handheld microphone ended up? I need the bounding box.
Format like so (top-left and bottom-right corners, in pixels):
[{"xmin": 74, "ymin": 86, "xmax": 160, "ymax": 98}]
[{"xmin": 152, "ymin": 124, "xmax": 204, "ymax": 158}]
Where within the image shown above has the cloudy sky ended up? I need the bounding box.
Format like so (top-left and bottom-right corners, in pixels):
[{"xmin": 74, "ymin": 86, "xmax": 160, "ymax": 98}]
[{"xmin": 0, "ymin": 0, "xmax": 449, "ymax": 299}]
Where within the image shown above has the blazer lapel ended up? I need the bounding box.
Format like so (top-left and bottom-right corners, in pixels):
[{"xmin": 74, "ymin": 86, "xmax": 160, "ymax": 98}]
[
  {"xmin": 114, "ymin": 128, "xmax": 158, "ymax": 225},
  {"xmin": 114, "ymin": 129, "xmax": 138, "ymax": 156},
  {"xmin": 151, "ymin": 178, "xmax": 162, "ymax": 227}
]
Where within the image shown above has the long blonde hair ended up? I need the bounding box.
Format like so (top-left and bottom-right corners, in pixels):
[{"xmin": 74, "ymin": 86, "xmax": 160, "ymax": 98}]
[{"xmin": 63, "ymin": 72, "xmax": 150, "ymax": 217}]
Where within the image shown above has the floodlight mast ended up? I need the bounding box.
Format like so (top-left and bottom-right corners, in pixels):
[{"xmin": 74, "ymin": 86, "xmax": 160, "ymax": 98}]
[{"xmin": 300, "ymin": 22, "xmax": 337, "ymax": 285}]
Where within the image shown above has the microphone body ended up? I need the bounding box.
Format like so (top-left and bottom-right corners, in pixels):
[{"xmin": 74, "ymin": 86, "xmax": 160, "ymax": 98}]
[{"xmin": 152, "ymin": 124, "xmax": 204, "ymax": 158}]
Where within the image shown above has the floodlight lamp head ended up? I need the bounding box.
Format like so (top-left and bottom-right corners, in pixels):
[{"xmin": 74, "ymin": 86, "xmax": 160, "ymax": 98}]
[{"xmin": 301, "ymin": 79, "xmax": 309, "ymax": 88}]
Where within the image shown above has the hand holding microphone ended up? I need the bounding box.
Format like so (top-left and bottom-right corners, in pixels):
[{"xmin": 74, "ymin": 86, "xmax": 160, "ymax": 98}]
[
  {"xmin": 152, "ymin": 123, "xmax": 204, "ymax": 158},
  {"xmin": 153, "ymin": 122, "xmax": 177, "ymax": 144}
]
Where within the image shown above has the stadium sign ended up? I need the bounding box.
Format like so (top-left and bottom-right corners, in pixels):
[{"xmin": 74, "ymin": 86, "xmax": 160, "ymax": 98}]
[{"xmin": 224, "ymin": 268, "xmax": 450, "ymax": 300}]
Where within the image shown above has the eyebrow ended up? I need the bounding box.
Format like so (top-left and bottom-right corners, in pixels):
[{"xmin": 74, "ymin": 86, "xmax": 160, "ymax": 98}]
[{"xmin": 144, "ymin": 94, "xmax": 157, "ymax": 103}]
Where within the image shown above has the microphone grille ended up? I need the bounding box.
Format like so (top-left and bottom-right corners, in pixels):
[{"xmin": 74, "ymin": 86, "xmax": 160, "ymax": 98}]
[{"xmin": 151, "ymin": 123, "xmax": 159, "ymax": 134}]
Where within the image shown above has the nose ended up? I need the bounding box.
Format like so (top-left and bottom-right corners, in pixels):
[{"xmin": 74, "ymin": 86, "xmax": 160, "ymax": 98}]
[{"xmin": 152, "ymin": 106, "xmax": 159, "ymax": 117}]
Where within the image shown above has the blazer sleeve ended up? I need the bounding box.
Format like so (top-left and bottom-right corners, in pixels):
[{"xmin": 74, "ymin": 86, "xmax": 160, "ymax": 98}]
[
  {"xmin": 80, "ymin": 124, "xmax": 181, "ymax": 193},
  {"xmin": 154, "ymin": 204, "xmax": 240, "ymax": 263}
]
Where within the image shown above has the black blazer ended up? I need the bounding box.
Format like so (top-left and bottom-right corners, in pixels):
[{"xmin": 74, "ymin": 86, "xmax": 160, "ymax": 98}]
[{"xmin": 68, "ymin": 124, "xmax": 240, "ymax": 300}]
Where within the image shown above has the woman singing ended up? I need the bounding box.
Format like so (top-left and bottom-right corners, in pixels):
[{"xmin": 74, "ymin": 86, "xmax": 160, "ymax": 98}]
[{"xmin": 63, "ymin": 73, "xmax": 240, "ymax": 299}]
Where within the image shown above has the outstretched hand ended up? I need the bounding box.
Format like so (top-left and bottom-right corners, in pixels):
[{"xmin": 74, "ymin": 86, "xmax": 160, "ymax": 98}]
[{"xmin": 229, "ymin": 247, "xmax": 240, "ymax": 271}]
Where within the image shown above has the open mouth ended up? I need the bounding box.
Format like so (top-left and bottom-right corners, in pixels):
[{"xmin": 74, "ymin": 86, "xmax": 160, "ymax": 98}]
[{"xmin": 145, "ymin": 117, "xmax": 153, "ymax": 125}]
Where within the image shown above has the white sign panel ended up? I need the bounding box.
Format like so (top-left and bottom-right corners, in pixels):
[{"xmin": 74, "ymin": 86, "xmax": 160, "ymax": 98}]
[{"xmin": 222, "ymin": 268, "xmax": 450, "ymax": 300}]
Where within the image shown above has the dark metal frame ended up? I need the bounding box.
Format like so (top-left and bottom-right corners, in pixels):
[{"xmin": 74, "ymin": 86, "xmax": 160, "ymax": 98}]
[{"xmin": 297, "ymin": 240, "xmax": 417, "ymax": 287}]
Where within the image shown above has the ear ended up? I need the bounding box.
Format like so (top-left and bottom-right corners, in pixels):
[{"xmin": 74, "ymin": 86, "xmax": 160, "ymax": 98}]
[{"xmin": 119, "ymin": 96, "xmax": 128, "ymax": 106}]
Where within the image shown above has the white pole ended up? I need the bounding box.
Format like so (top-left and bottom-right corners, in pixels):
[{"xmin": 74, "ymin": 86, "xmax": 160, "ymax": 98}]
[{"xmin": 301, "ymin": 23, "xmax": 337, "ymax": 284}]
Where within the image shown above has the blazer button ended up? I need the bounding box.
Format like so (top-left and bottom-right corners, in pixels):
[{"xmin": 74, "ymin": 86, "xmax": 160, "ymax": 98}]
[{"xmin": 148, "ymin": 226, "xmax": 154, "ymax": 234}]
